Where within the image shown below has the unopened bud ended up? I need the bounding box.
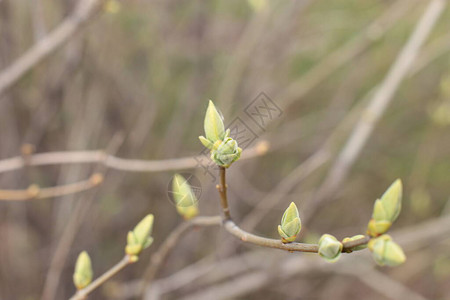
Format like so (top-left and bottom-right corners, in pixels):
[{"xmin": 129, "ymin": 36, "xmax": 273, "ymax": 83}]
[
  {"xmin": 73, "ymin": 251, "xmax": 93, "ymax": 290},
  {"xmin": 202, "ymin": 100, "xmax": 225, "ymax": 144},
  {"xmin": 368, "ymin": 234, "xmax": 406, "ymax": 267},
  {"xmin": 277, "ymin": 202, "xmax": 301, "ymax": 243},
  {"xmin": 367, "ymin": 179, "xmax": 402, "ymax": 236},
  {"xmin": 125, "ymin": 214, "xmax": 154, "ymax": 256},
  {"xmin": 211, "ymin": 137, "xmax": 242, "ymax": 168},
  {"xmin": 172, "ymin": 174, "xmax": 199, "ymax": 220},
  {"xmin": 318, "ymin": 234, "xmax": 343, "ymax": 263}
]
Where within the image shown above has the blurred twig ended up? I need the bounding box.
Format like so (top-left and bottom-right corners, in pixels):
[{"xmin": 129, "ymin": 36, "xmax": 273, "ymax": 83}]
[
  {"xmin": 141, "ymin": 216, "xmax": 221, "ymax": 289},
  {"xmin": 337, "ymin": 264, "xmax": 429, "ymax": 300},
  {"xmin": 303, "ymin": 0, "xmax": 447, "ymax": 224},
  {"xmin": 276, "ymin": 0, "xmax": 420, "ymax": 107},
  {"xmin": 137, "ymin": 251, "xmax": 269, "ymax": 300},
  {"xmin": 0, "ymin": 0, "xmax": 102, "ymax": 96},
  {"xmin": 227, "ymin": 0, "xmax": 422, "ymax": 236},
  {"xmin": 0, "ymin": 173, "xmax": 103, "ymax": 201},
  {"xmin": 235, "ymin": 0, "xmax": 450, "ymax": 235},
  {"xmin": 0, "ymin": 140, "xmax": 269, "ymax": 175},
  {"xmin": 40, "ymin": 135, "xmax": 124, "ymax": 300}
]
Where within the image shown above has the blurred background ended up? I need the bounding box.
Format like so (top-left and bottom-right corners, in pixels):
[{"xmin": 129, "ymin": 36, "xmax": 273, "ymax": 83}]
[{"xmin": 1, "ymin": 0, "xmax": 450, "ymax": 299}]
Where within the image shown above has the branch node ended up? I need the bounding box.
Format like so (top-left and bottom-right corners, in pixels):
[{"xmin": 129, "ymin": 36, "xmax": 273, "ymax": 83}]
[
  {"xmin": 26, "ymin": 184, "xmax": 40, "ymax": 198},
  {"xmin": 89, "ymin": 173, "xmax": 104, "ymax": 186},
  {"xmin": 21, "ymin": 144, "xmax": 36, "ymax": 166}
]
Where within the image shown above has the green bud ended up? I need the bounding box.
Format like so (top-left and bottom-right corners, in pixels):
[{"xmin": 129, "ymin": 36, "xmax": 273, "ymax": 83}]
[
  {"xmin": 73, "ymin": 251, "xmax": 93, "ymax": 290},
  {"xmin": 211, "ymin": 137, "xmax": 242, "ymax": 167},
  {"xmin": 368, "ymin": 234, "xmax": 406, "ymax": 267},
  {"xmin": 278, "ymin": 202, "xmax": 302, "ymax": 243},
  {"xmin": 378, "ymin": 179, "xmax": 402, "ymax": 221},
  {"xmin": 172, "ymin": 174, "xmax": 199, "ymax": 220},
  {"xmin": 199, "ymin": 136, "xmax": 214, "ymax": 149},
  {"xmin": 203, "ymin": 100, "xmax": 225, "ymax": 143},
  {"xmin": 342, "ymin": 235, "xmax": 367, "ymax": 251},
  {"xmin": 125, "ymin": 214, "xmax": 154, "ymax": 256},
  {"xmin": 176, "ymin": 206, "xmax": 199, "ymax": 220},
  {"xmin": 367, "ymin": 219, "xmax": 392, "ymax": 237},
  {"xmin": 367, "ymin": 179, "xmax": 402, "ymax": 237},
  {"xmin": 318, "ymin": 234, "xmax": 343, "ymax": 263}
]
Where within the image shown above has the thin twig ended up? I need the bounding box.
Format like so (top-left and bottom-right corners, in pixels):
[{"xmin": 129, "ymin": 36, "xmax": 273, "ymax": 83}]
[
  {"xmin": 223, "ymin": 219, "xmax": 369, "ymax": 253},
  {"xmin": 69, "ymin": 255, "xmax": 133, "ymax": 300},
  {"xmin": 216, "ymin": 167, "xmax": 231, "ymax": 220},
  {"xmin": 0, "ymin": 173, "xmax": 103, "ymax": 201},
  {"xmin": 216, "ymin": 164, "xmax": 369, "ymax": 252},
  {"xmin": 115, "ymin": 213, "xmax": 450, "ymax": 299},
  {"xmin": 0, "ymin": 141, "xmax": 269, "ymax": 174},
  {"xmin": 337, "ymin": 264, "xmax": 429, "ymax": 300},
  {"xmin": 0, "ymin": 142, "xmax": 268, "ymax": 202}
]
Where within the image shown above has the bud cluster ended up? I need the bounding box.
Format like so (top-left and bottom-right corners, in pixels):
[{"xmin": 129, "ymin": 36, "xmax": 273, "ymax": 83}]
[
  {"xmin": 368, "ymin": 234, "xmax": 406, "ymax": 266},
  {"xmin": 73, "ymin": 251, "xmax": 93, "ymax": 290},
  {"xmin": 367, "ymin": 179, "xmax": 402, "ymax": 237},
  {"xmin": 125, "ymin": 214, "xmax": 155, "ymax": 261},
  {"xmin": 366, "ymin": 179, "xmax": 406, "ymax": 266},
  {"xmin": 72, "ymin": 214, "xmax": 155, "ymax": 291},
  {"xmin": 278, "ymin": 202, "xmax": 302, "ymax": 243},
  {"xmin": 199, "ymin": 101, "xmax": 242, "ymax": 168}
]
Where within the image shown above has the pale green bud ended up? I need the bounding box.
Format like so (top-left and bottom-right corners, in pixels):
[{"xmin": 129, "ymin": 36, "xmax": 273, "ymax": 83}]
[
  {"xmin": 367, "ymin": 219, "xmax": 392, "ymax": 237},
  {"xmin": 342, "ymin": 235, "xmax": 367, "ymax": 252},
  {"xmin": 125, "ymin": 214, "xmax": 154, "ymax": 256},
  {"xmin": 377, "ymin": 179, "xmax": 402, "ymax": 222},
  {"xmin": 318, "ymin": 234, "xmax": 343, "ymax": 263},
  {"xmin": 73, "ymin": 251, "xmax": 93, "ymax": 290},
  {"xmin": 368, "ymin": 234, "xmax": 406, "ymax": 267},
  {"xmin": 367, "ymin": 179, "xmax": 402, "ymax": 236},
  {"xmin": 203, "ymin": 100, "xmax": 225, "ymax": 143},
  {"xmin": 211, "ymin": 137, "xmax": 242, "ymax": 167},
  {"xmin": 172, "ymin": 174, "xmax": 199, "ymax": 220},
  {"xmin": 278, "ymin": 202, "xmax": 302, "ymax": 243},
  {"xmin": 199, "ymin": 136, "xmax": 214, "ymax": 149}
]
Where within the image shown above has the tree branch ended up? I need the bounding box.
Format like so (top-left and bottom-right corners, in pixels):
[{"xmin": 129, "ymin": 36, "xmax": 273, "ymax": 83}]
[
  {"xmin": 0, "ymin": 141, "xmax": 269, "ymax": 174},
  {"xmin": 216, "ymin": 164, "xmax": 369, "ymax": 253},
  {"xmin": 0, "ymin": 173, "xmax": 103, "ymax": 201},
  {"xmin": 216, "ymin": 167, "xmax": 231, "ymax": 220},
  {"xmin": 223, "ymin": 219, "xmax": 369, "ymax": 253}
]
